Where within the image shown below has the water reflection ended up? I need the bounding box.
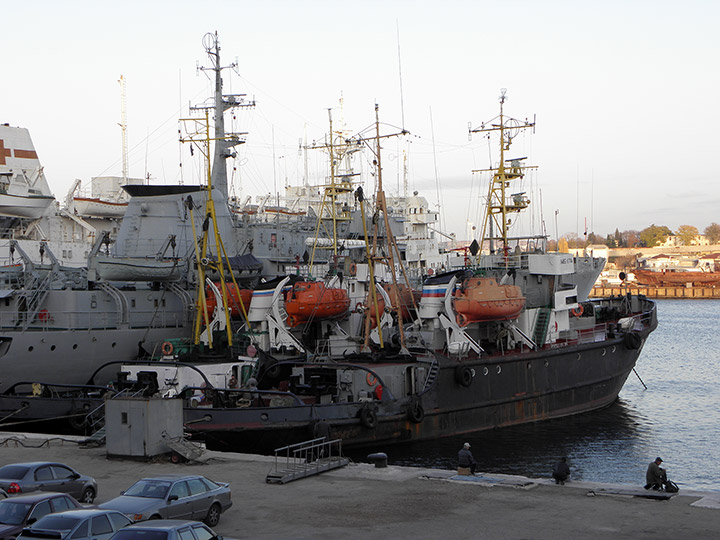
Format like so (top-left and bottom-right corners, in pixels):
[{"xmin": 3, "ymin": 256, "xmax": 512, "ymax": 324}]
[{"xmin": 348, "ymin": 399, "xmax": 652, "ymax": 485}]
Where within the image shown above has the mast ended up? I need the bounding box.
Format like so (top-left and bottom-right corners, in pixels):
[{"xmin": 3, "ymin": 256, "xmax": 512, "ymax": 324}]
[
  {"xmin": 470, "ymin": 89, "xmax": 536, "ymax": 258},
  {"xmin": 196, "ymin": 32, "xmax": 254, "ymax": 199},
  {"xmin": 118, "ymin": 75, "xmax": 128, "ymax": 183}
]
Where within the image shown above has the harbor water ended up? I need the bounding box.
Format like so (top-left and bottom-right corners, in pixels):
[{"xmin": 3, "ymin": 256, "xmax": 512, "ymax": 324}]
[{"xmin": 350, "ymin": 299, "xmax": 720, "ymax": 491}]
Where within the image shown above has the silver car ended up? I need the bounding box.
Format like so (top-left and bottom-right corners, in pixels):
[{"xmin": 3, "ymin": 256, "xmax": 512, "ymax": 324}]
[
  {"xmin": 0, "ymin": 462, "xmax": 97, "ymax": 503},
  {"xmin": 99, "ymin": 476, "xmax": 231, "ymax": 527},
  {"xmin": 17, "ymin": 509, "xmax": 132, "ymax": 540},
  {"xmin": 109, "ymin": 519, "xmax": 236, "ymax": 540}
]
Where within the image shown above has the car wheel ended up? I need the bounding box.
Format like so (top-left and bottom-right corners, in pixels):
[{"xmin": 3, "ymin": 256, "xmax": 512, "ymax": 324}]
[
  {"xmin": 149, "ymin": 515, "xmax": 162, "ymax": 520},
  {"xmin": 204, "ymin": 503, "xmax": 221, "ymax": 527},
  {"xmin": 80, "ymin": 487, "xmax": 96, "ymax": 504}
]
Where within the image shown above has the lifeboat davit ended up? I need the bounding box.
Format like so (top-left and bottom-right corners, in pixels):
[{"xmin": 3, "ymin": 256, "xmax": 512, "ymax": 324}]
[
  {"xmin": 382, "ymin": 283, "xmax": 420, "ymax": 320},
  {"xmin": 284, "ymin": 281, "xmax": 350, "ymax": 327},
  {"xmin": 453, "ymin": 277, "xmax": 525, "ymax": 326},
  {"xmin": 205, "ymin": 282, "xmax": 253, "ymax": 319}
]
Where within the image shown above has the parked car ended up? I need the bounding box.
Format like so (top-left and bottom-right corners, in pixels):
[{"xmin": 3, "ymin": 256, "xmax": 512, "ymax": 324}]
[
  {"xmin": 0, "ymin": 462, "xmax": 97, "ymax": 503},
  {"xmin": 99, "ymin": 475, "xmax": 231, "ymax": 527},
  {"xmin": 109, "ymin": 520, "xmax": 233, "ymax": 540},
  {"xmin": 16, "ymin": 509, "xmax": 133, "ymax": 540},
  {"xmin": 0, "ymin": 492, "xmax": 81, "ymax": 539}
]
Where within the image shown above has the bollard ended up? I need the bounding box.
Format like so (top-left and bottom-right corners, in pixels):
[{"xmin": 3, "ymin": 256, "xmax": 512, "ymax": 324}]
[{"xmin": 367, "ymin": 452, "xmax": 388, "ymax": 468}]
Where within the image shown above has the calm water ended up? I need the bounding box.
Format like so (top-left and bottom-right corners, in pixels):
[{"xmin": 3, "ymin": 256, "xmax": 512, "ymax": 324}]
[{"xmin": 349, "ymin": 300, "xmax": 720, "ymax": 491}]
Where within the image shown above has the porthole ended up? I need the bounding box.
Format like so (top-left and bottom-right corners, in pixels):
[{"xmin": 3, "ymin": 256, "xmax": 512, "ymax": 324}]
[
  {"xmin": 50, "ymin": 345, "xmax": 56, "ymax": 351},
  {"xmin": 577, "ymin": 353, "xmax": 581, "ymax": 360},
  {"xmin": 611, "ymin": 345, "xmax": 616, "ymax": 353},
  {"xmin": 482, "ymin": 367, "xmax": 489, "ymax": 376},
  {"xmin": 496, "ymin": 365, "xmax": 502, "ymax": 374},
  {"xmin": 111, "ymin": 342, "xmax": 117, "ymax": 348},
  {"xmin": 544, "ymin": 360, "xmax": 549, "ymax": 367},
  {"xmin": 73, "ymin": 344, "xmax": 78, "ymax": 350},
  {"xmin": 28, "ymin": 346, "xmax": 34, "ymax": 352},
  {"xmin": 261, "ymin": 413, "xmax": 269, "ymax": 421},
  {"xmin": 526, "ymin": 362, "xmax": 532, "ymax": 369},
  {"xmin": 601, "ymin": 349, "xmax": 606, "ymax": 356}
]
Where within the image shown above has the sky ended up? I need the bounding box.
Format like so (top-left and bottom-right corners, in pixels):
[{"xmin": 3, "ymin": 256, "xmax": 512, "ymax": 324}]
[{"xmin": 2, "ymin": 0, "xmax": 719, "ymax": 242}]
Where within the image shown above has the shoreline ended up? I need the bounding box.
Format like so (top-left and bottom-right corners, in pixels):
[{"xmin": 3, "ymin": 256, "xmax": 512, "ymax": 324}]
[{"xmin": 2, "ymin": 432, "xmax": 719, "ymax": 539}]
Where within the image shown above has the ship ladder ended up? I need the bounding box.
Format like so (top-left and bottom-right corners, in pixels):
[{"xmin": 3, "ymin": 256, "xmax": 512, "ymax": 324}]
[
  {"xmin": 421, "ymin": 358, "xmax": 440, "ymax": 392},
  {"xmin": 532, "ymin": 307, "xmax": 552, "ymax": 348},
  {"xmin": 266, "ymin": 437, "xmax": 349, "ymax": 484}
]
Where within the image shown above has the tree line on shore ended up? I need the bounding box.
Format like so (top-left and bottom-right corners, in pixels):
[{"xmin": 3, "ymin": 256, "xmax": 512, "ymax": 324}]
[{"xmin": 552, "ymin": 223, "xmax": 720, "ymax": 249}]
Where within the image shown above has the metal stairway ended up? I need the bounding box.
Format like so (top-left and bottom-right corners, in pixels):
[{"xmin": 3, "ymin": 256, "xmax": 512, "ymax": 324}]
[
  {"xmin": 19, "ymin": 272, "xmax": 53, "ymax": 329},
  {"xmin": 422, "ymin": 358, "xmax": 440, "ymax": 391},
  {"xmin": 533, "ymin": 307, "xmax": 551, "ymax": 348},
  {"xmin": 266, "ymin": 437, "xmax": 349, "ymax": 484}
]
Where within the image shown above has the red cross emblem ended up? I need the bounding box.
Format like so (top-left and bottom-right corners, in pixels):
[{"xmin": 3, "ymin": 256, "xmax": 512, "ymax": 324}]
[{"xmin": 0, "ymin": 139, "xmax": 11, "ymax": 166}]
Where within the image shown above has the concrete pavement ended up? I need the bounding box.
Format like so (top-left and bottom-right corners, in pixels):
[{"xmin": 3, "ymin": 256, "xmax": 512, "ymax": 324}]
[{"xmin": 1, "ymin": 433, "xmax": 719, "ymax": 539}]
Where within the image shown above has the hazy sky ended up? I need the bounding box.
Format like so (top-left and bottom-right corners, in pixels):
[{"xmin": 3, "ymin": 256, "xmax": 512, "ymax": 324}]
[{"xmin": 2, "ymin": 1, "xmax": 718, "ymax": 242}]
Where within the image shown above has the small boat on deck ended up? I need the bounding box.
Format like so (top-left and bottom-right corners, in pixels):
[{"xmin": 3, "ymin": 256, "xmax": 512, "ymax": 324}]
[
  {"xmin": 205, "ymin": 282, "xmax": 253, "ymax": 319},
  {"xmin": 453, "ymin": 277, "xmax": 525, "ymax": 326},
  {"xmin": 284, "ymin": 281, "xmax": 350, "ymax": 327}
]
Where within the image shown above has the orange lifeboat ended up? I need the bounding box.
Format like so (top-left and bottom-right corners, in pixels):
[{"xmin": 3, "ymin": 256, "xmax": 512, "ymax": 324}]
[
  {"xmin": 205, "ymin": 282, "xmax": 253, "ymax": 319},
  {"xmin": 453, "ymin": 277, "xmax": 525, "ymax": 326},
  {"xmin": 382, "ymin": 283, "xmax": 420, "ymax": 320},
  {"xmin": 284, "ymin": 281, "xmax": 350, "ymax": 327}
]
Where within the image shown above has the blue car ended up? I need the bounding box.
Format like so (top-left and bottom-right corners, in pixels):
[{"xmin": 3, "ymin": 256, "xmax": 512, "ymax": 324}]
[
  {"xmin": 17, "ymin": 509, "xmax": 132, "ymax": 540},
  {"xmin": 108, "ymin": 520, "xmax": 234, "ymax": 540}
]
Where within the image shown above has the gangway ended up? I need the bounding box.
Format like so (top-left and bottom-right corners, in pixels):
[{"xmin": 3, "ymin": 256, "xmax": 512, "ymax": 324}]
[{"xmin": 266, "ymin": 437, "xmax": 349, "ymax": 484}]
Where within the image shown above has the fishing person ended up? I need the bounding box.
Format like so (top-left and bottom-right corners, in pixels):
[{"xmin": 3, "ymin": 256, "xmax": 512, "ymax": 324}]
[
  {"xmin": 644, "ymin": 457, "xmax": 667, "ymax": 490},
  {"xmin": 552, "ymin": 457, "xmax": 571, "ymax": 485},
  {"xmin": 458, "ymin": 442, "xmax": 477, "ymax": 475}
]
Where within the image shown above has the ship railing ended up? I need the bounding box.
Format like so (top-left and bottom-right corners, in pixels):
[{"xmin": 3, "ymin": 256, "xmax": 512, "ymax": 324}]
[
  {"xmin": 0, "ymin": 308, "xmax": 186, "ymax": 331},
  {"xmin": 266, "ymin": 437, "xmax": 347, "ymax": 483}
]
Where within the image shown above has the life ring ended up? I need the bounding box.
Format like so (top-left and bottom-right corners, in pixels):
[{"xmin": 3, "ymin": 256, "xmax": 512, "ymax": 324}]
[
  {"xmin": 359, "ymin": 405, "xmax": 378, "ymax": 429},
  {"xmin": 161, "ymin": 341, "xmax": 174, "ymax": 356},
  {"xmin": 407, "ymin": 398, "xmax": 424, "ymax": 423},
  {"xmin": 571, "ymin": 304, "xmax": 584, "ymax": 317},
  {"xmin": 455, "ymin": 365, "xmax": 473, "ymax": 387},
  {"xmin": 366, "ymin": 372, "xmax": 377, "ymax": 386},
  {"xmin": 349, "ymin": 263, "xmax": 357, "ymax": 276}
]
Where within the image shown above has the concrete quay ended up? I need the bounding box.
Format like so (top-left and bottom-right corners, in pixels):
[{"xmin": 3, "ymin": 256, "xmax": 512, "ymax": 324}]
[{"xmin": 1, "ymin": 433, "xmax": 719, "ymax": 540}]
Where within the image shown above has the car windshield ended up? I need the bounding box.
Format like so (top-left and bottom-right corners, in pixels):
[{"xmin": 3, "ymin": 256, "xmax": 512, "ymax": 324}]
[
  {"xmin": 123, "ymin": 481, "xmax": 171, "ymax": 499},
  {"xmin": 110, "ymin": 531, "xmax": 168, "ymax": 540},
  {"xmin": 31, "ymin": 515, "xmax": 82, "ymax": 530},
  {"xmin": 0, "ymin": 501, "xmax": 31, "ymax": 525},
  {"xmin": 0, "ymin": 465, "xmax": 29, "ymax": 480}
]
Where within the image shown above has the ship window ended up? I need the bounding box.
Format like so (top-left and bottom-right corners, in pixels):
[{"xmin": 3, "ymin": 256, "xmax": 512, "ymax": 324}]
[
  {"xmin": 162, "ymin": 299, "xmax": 166, "ymax": 307},
  {"xmin": 28, "ymin": 346, "xmax": 34, "ymax": 352},
  {"xmin": 73, "ymin": 344, "xmax": 78, "ymax": 350},
  {"xmin": 154, "ymin": 299, "xmax": 158, "ymax": 308},
  {"xmin": 50, "ymin": 345, "xmax": 56, "ymax": 351},
  {"xmin": 121, "ymin": 412, "xmax": 128, "ymax": 424},
  {"xmin": 111, "ymin": 342, "xmax": 117, "ymax": 348},
  {"xmin": 565, "ymin": 296, "xmax": 578, "ymax": 305},
  {"xmin": 131, "ymin": 299, "xmax": 136, "ymax": 308}
]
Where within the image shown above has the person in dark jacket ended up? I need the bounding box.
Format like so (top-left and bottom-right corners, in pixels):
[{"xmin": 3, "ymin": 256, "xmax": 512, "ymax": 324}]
[
  {"xmin": 644, "ymin": 457, "xmax": 667, "ymax": 490},
  {"xmin": 552, "ymin": 457, "xmax": 571, "ymax": 485},
  {"xmin": 458, "ymin": 442, "xmax": 477, "ymax": 474}
]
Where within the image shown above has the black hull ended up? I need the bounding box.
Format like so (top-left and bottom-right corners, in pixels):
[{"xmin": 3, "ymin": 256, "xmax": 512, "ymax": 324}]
[{"xmin": 189, "ymin": 330, "xmax": 650, "ymax": 455}]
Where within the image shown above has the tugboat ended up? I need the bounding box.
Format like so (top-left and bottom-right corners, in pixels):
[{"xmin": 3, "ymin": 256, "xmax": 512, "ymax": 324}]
[{"xmin": 171, "ymin": 94, "xmax": 657, "ymax": 453}]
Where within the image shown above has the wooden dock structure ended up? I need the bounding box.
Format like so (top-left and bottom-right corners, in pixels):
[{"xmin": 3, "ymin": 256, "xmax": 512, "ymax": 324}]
[{"xmin": 591, "ymin": 285, "xmax": 720, "ymax": 299}]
